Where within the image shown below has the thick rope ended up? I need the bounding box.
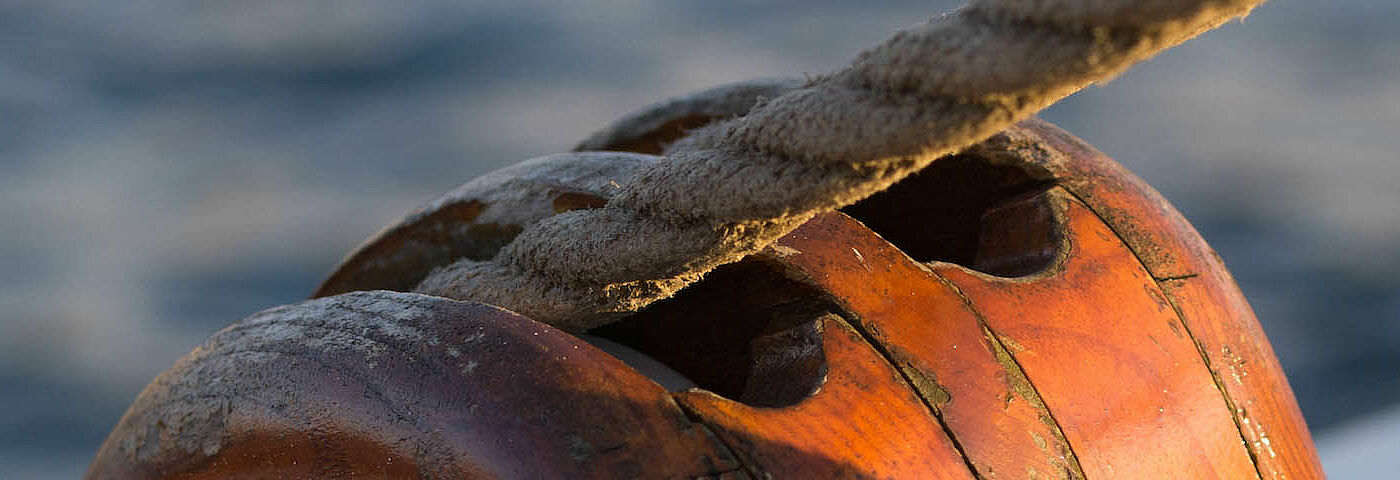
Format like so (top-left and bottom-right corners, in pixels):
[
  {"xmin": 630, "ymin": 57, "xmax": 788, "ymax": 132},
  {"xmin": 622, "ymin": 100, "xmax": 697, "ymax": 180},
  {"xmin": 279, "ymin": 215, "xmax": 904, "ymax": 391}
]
[{"xmin": 417, "ymin": 0, "xmax": 1266, "ymax": 331}]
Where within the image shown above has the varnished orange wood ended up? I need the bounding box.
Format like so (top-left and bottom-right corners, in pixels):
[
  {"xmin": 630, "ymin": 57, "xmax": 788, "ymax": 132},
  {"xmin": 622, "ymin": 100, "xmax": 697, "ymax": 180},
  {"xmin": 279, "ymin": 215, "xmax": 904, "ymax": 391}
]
[
  {"xmin": 1009, "ymin": 119, "xmax": 1323, "ymax": 479},
  {"xmin": 87, "ymin": 292, "xmax": 742, "ymax": 479},
  {"xmin": 929, "ymin": 189, "xmax": 1260, "ymax": 479},
  {"xmin": 675, "ymin": 315, "xmax": 977, "ymax": 480},
  {"xmin": 1160, "ymin": 273, "xmax": 1315, "ymax": 478},
  {"xmin": 1006, "ymin": 119, "xmax": 1219, "ymax": 280},
  {"xmin": 763, "ymin": 214, "xmax": 1082, "ymax": 479}
]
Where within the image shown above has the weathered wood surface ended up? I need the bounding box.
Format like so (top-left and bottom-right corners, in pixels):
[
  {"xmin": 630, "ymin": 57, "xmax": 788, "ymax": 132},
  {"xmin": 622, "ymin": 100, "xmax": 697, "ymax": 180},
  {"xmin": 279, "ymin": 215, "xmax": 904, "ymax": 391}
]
[{"xmin": 87, "ymin": 291, "xmax": 743, "ymax": 479}]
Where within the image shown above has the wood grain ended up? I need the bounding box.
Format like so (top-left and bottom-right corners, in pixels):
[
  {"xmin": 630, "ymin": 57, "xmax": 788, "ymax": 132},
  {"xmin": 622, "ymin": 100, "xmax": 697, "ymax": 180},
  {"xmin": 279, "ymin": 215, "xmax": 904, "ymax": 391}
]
[
  {"xmin": 931, "ymin": 188, "xmax": 1260, "ymax": 479},
  {"xmin": 1004, "ymin": 119, "xmax": 1324, "ymax": 479}
]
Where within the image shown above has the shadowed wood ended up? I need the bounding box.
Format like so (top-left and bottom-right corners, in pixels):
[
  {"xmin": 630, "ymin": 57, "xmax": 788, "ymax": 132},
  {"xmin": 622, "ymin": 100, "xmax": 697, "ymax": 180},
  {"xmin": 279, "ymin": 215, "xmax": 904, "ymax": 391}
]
[
  {"xmin": 87, "ymin": 292, "xmax": 743, "ymax": 479},
  {"xmin": 675, "ymin": 315, "xmax": 978, "ymax": 480},
  {"xmin": 573, "ymin": 78, "xmax": 800, "ymax": 154},
  {"xmin": 314, "ymin": 152, "xmax": 654, "ymax": 297},
  {"xmin": 930, "ymin": 189, "xmax": 1260, "ymax": 479},
  {"xmin": 589, "ymin": 260, "xmax": 840, "ymax": 407},
  {"xmin": 997, "ymin": 119, "xmax": 1324, "ymax": 479}
]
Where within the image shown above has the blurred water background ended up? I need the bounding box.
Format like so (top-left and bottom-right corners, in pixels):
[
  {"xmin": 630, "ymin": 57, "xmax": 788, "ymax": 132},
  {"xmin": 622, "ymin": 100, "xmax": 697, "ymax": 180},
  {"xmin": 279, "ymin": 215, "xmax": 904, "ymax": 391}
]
[{"xmin": 1, "ymin": 1, "xmax": 1396, "ymax": 477}]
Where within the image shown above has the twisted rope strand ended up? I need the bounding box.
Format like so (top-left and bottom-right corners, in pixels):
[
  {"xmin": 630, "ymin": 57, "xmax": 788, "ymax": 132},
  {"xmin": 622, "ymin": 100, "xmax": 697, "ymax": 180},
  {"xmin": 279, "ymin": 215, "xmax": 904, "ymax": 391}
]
[{"xmin": 416, "ymin": 0, "xmax": 1265, "ymax": 331}]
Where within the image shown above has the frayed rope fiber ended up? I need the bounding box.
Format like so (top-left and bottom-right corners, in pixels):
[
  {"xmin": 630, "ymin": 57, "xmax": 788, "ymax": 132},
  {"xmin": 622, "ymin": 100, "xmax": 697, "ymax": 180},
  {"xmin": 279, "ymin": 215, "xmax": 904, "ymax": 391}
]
[{"xmin": 416, "ymin": 0, "xmax": 1266, "ymax": 331}]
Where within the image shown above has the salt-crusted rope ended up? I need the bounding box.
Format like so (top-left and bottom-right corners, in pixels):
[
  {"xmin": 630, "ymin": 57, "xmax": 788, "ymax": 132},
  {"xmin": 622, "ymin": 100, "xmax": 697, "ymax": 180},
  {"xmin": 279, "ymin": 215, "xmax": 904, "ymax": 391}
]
[{"xmin": 417, "ymin": 0, "xmax": 1266, "ymax": 331}]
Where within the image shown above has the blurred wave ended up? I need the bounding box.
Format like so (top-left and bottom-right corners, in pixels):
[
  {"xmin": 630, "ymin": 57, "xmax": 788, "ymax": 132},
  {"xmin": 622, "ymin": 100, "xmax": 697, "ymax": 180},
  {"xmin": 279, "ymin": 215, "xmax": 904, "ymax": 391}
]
[{"xmin": 1, "ymin": 1, "xmax": 1395, "ymax": 476}]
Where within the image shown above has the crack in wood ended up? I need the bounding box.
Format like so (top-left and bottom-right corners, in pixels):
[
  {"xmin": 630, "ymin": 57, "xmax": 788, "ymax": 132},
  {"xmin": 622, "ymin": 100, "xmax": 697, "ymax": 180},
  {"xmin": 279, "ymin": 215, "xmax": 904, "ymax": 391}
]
[
  {"xmin": 838, "ymin": 310, "xmax": 987, "ymax": 479},
  {"xmin": 1064, "ymin": 189, "xmax": 1266, "ymax": 480},
  {"xmin": 1155, "ymin": 273, "xmax": 1201, "ymax": 282},
  {"xmin": 666, "ymin": 396, "xmax": 763, "ymax": 480},
  {"xmin": 934, "ymin": 275, "xmax": 1088, "ymax": 480}
]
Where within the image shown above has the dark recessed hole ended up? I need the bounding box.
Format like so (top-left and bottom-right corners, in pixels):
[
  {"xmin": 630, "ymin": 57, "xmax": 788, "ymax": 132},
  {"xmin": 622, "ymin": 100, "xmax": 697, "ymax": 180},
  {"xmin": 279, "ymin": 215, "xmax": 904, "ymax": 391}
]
[
  {"xmin": 840, "ymin": 154, "xmax": 1058, "ymax": 276},
  {"xmin": 973, "ymin": 189, "xmax": 1060, "ymax": 277},
  {"xmin": 588, "ymin": 259, "xmax": 831, "ymax": 408}
]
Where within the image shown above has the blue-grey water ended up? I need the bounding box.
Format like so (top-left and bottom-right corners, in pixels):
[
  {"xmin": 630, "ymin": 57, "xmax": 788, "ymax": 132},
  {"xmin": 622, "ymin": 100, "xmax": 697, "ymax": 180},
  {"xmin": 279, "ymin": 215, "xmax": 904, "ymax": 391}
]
[{"xmin": 1, "ymin": 1, "xmax": 1396, "ymax": 477}]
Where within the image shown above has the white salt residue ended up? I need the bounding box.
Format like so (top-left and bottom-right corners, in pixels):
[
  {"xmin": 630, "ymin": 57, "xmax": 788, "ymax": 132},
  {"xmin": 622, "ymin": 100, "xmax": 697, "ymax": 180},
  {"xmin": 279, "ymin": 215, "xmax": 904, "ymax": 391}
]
[
  {"xmin": 241, "ymin": 292, "xmax": 441, "ymax": 347},
  {"xmin": 238, "ymin": 321, "xmax": 382, "ymax": 358},
  {"xmin": 229, "ymin": 292, "xmax": 457, "ymax": 360},
  {"xmin": 337, "ymin": 292, "xmax": 438, "ymax": 344}
]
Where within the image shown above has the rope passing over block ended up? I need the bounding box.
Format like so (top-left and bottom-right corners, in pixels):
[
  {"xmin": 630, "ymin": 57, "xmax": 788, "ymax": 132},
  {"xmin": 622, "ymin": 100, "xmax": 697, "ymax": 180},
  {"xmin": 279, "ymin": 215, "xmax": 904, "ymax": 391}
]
[
  {"xmin": 91, "ymin": 3, "xmax": 1328, "ymax": 478},
  {"xmin": 414, "ymin": 0, "xmax": 1267, "ymax": 331}
]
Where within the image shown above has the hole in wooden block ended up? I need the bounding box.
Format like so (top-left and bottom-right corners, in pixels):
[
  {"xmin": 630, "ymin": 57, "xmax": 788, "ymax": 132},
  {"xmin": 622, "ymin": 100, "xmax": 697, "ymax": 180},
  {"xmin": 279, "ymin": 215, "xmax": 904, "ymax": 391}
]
[
  {"xmin": 972, "ymin": 189, "xmax": 1060, "ymax": 277},
  {"xmin": 589, "ymin": 259, "xmax": 831, "ymax": 407},
  {"xmin": 841, "ymin": 154, "xmax": 1058, "ymax": 277}
]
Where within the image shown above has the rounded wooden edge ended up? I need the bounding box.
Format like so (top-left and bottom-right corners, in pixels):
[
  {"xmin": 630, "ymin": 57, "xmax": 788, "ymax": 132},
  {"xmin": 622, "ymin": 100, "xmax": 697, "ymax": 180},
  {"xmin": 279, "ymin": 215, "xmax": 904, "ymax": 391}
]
[
  {"xmin": 1006, "ymin": 118, "xmax": 1324, "ymax": 478},
  {"xmin": 86, "ymin": 291, "xmax": 740, "ymax": 479}
]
